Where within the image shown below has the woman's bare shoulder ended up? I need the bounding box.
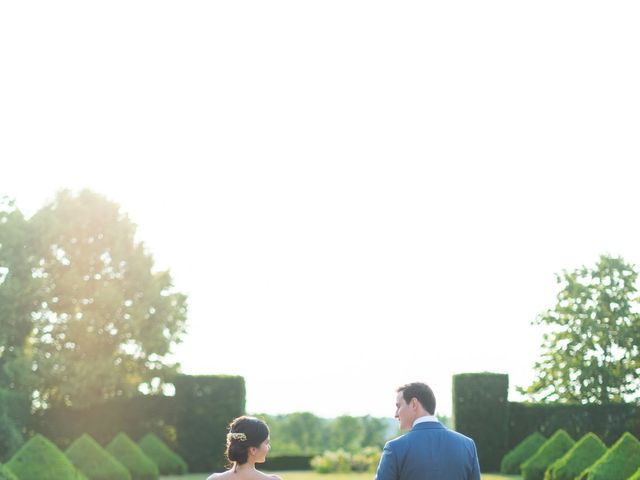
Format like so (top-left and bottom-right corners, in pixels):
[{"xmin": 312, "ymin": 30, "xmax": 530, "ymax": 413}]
[
  {"xmin": 208, "ymin": 471, "xmax": 233, "ymax": 480},
  {"xmin": 255, "ymin": 471, "xmax": 281, "ymax": 480}
]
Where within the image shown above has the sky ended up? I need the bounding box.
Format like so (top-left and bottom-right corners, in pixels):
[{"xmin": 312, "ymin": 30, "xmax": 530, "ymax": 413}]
[{"xmin": 1, "ymin": 1, "xmax": 640, "ymax": 419}]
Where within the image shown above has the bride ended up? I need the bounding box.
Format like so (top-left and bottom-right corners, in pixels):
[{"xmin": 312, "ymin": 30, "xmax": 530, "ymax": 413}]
[{"xmin": 208, "ymin": 416, "xmax": 281, "ymax": 480}]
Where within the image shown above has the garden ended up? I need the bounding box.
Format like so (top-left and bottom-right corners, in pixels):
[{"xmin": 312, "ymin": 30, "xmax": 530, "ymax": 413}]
[
  {"xmin": 161, "ymin": 473, "xmax": 519, "ymax": 480},
  {"xmin": 2, "ymin": 195, "xmax": 640, "ymax": 479}
]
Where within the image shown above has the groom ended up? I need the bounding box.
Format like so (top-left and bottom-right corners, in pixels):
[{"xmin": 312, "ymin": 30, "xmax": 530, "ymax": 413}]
[{"xmin": 375, "ymin": 382, "xmax": 481, "ymax": 480}]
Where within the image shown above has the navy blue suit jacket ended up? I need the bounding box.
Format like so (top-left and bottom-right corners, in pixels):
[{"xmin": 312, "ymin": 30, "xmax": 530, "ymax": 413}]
[{"xmin": 375, "ymin": 422, "xmax": 481, "ymax": 480}]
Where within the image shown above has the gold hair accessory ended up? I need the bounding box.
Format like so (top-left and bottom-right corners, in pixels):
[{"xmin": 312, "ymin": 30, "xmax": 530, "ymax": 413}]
[{"xmin": 227, "ymin": 432, "xmax": 247, "ymax": 442}]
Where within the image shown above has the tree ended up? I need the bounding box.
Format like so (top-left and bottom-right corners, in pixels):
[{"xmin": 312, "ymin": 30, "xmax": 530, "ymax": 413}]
[
  {"xmin": 329, "ymin": 415, "xmax": 364, "ymax": 452},
  {"xmin": 282, "ymin": 412, "xmax": 326, "ymax": 454},
  {"xmin": 520, "ymin": 255, "xmax": 640, "ymax": 403},
  {"xmin": 28, "ymin": 189, "xmax": 188, "ymax": 408},
  {"xmin": 0, "ymin": 198, "xmax": 40, "ymax": 393},
  {"xmin": 360, "ymin": 415, "xmax": 389, "ymax": 447}
]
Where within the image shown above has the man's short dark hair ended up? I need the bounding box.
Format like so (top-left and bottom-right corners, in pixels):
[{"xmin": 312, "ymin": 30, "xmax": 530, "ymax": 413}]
[{"xmin": 397, "ymin": 382, "xmax": 436, "ymax": 415}]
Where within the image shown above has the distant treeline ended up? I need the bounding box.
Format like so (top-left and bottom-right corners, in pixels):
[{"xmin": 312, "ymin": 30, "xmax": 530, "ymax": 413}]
[{"xmin": 253, "ymin": 412, "xmax": 451, "ymax": 455}]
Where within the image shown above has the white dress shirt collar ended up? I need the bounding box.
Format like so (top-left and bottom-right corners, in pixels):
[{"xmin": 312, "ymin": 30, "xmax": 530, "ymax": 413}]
[{"xmin": 413, "ymin": 415, "xmax": 439, "ymax": 427}]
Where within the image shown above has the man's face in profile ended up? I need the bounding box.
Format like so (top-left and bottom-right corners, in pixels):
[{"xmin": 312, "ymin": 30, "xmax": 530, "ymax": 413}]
[{"xmin": 395, "ymin": 391, "xmax": 414, "ymax": 430}]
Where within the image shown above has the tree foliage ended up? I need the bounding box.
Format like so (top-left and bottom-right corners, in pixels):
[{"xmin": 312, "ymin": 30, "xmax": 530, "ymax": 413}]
[
  {"xmin": 29, "ymin": 190, "xmax": 188, "ymax": 408},
  {"xmin": 0, "ymin": 191, "xmax": 188, "ymax": 410},
  {"xmin": 0, "ymin": 198, "xmax": 40, "ymax": 393},
  {"xmin": 521, "ymin": 255, "xmax": 640, "ymax": 403},
  {"xmin": 329, "ymin": 415, "xmax": 364, "ymax": 451},
  {"xmin": 260, "ymin": 412, "xmax": 391, "ymax": 455}
]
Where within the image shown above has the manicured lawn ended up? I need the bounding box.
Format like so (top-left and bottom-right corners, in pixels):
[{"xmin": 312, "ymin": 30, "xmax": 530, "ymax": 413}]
[{"xmin": 162, "ymin": 472, "xmax": 520, "ymax": 480}]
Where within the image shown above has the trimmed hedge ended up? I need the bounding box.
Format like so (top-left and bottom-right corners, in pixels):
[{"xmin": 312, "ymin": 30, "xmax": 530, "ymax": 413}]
[
  {"xmin": 0, "ymin": 414, "xmax": 23, "ymax": 462},
  {"xmin": 30, "ymin": 374, "xmax": 247, "ymax": 473},
  {"xmin": 6, "ymin": 434, "xmax": 87, "ymax": 480},
  {"xmin": 33, "ymin": 395, "xmax": 175, "ymax": 450},
  {"xmin": 0, "ymin": 388, "xmax": 30, "ymax": 429},
  {"xmin": 263, "ymin": 455, "xmax": 314, "ymax": 471},
  {"xmin": 138, "ymin": 433, "xmax": 187, "ymax": 475},
  {"xmin": 544, "ymin": 433, "xmax": 606, "ymax": 480},
  {"xmin": 174, "ymin": 375, "xmax": 245, "ymax": 472},
  {"xmin": 106, "ymin": 433, "xmax": 158, "ymax": 480},
  {"xmin": 629, "ymin": 467, "xmax": 640, "ymax": 480},
  {"xmin": 0, "ymin": 464, "xmax": 18, "ymax": 480},
  {"xmin": 521, "ymin": 430, "xmax": 574, "ymax": 480},
  {"xmin": 0, "ymin": 388, "xmax": 29, "ymax": 462},
  {"xmin": 453, "ymin": 372, "xmax": 509, "ymax": 472},
  {"xmin": 66, "ymin": 433, "xmax": 131, "ymax": 480},
  {"xmin": 577, "ymin": 432, "xmax": 640, "ymax": 480},
  {"xmin": 508, "ymin": 402, "xmax": 640, "ymax": 449},
  {"xmin": 500, "ymin": 432, "xmax": 547, "ymax": 474}
]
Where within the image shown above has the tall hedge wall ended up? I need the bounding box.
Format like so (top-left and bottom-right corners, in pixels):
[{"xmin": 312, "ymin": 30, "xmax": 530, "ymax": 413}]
[
  {"xmin": 32, "ymin": 395, "xmax": 175, "ymax": 449},
  {"xmin": 174, "ymin": 375, "xmax": 245, "ymax": 473},
  {"xmin": 507, "ymin": 402, "xmax": 640, "ymax": 449},
  {"xmin": 31, "ymin": 374, "xmax": 246, "ymax": 473},
  {"xmin": 452, "ymin": 373, "xmax": 508, "ymax": 472}
]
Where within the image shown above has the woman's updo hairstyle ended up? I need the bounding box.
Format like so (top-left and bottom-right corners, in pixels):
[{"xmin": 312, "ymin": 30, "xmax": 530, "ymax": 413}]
[{"xmin": 225, "ymin": 416, "xmax": 269, "ymax": 466}]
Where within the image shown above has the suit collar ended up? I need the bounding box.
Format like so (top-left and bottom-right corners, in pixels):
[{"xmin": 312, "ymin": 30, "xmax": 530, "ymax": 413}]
[{"xmin": 411, "ymin": 421, "xmax": 445, "ymax": 431}]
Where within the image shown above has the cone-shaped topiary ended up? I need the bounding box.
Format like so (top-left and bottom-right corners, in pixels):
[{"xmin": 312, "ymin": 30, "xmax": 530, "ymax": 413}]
[
  {"xmin": 66, "ymin": 433, "xmax": 132, "ymax": 480},
  {"xmin": 544, "ymin": 433, "xmax": 607, "ymax": 480},
  {"xmin": 0, "ymin": 464, "xmax": 18, "ymax": 480},
  {"xmin": 138, "ymin": 433, "xmax": 188, "ymax": 475},
  {"xmin": 576, "ymin": 432, "xmax": 640, "ymax": 480},
  {"xmin": 521, "ymin": 429, "xmax": 574, "ymax": 480},
  {"xmin": 6, "ymin": 434, "xmax": 87, "ymax": 480},
  {"xmin": 106, "ymin": 433, "xmax": 159, "ymax": 480},
  {"xmin": 629, "ymin": 467, "xmax": 640, "ymax": 480},
  {"xmin": 501, "ymin": 432, "xmax": 547, "ymax": 474}
]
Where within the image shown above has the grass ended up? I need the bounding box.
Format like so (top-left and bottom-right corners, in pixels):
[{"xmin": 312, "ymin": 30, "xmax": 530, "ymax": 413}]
[{"xmin": 161, "ymin": 471, "xmax": 521, "ymax": 480}]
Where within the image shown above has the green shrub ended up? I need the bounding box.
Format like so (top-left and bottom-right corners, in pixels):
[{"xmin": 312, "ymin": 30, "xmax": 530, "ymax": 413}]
[
  {"xmin": 544, "ymin": 433, "xmax": 606, "ymax": 480},
  {"xmin": 138, "ymin": 433, "xmax": 187, "ymax": 475},
  {"xmin": 577, "ymin": 432, "xmax": 640, "ymax": 480},
  {"xmin": 310, "ymin": 447, "xmax": 381, "ymax": 474},
  {"xmin": 6, "ymin": 434, "xmax": 87, "ymax": 480},
  {"xmin": 66, "ymin": 433, "xmax": 131, "ymax": 480},
  {"xmin": 311, "ymin": 450, "xmax": 352, "ymax": 473},
  {"xmin": 352, "ymin": 447, "xmax": 381, "ymax": 472},
  {"xmin": 500, "ymin": 432, "xmax": 547, "ymax": 474},
  {"xmin": 0, "ymin": 464, "xmax": 18, "ymax": 480},
  {"xmin": 106, "ymin": 433, "xmax": 159, "ymax": 480},
  {"xmin": 521, "ymin": 430, "xmax": 574, "ymax": 480}
]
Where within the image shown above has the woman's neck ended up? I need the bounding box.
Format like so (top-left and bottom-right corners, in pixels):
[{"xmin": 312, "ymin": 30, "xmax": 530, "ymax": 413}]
[{"xmin": 235, "ymin": 462, "xmax": 257, "ymax": 473}]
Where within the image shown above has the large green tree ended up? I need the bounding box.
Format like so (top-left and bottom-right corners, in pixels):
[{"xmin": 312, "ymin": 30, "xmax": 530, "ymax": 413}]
[
  {"xmin": 521, "ymin": 255, "xmax": 640, "ymax": 403},
  {"xmin": 0, "ymin": 198, "xmax": 40, "ymax": 393},
  {"xmin": 28, "ymin": 189, "xmax": 188, "ymax": 408}
]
